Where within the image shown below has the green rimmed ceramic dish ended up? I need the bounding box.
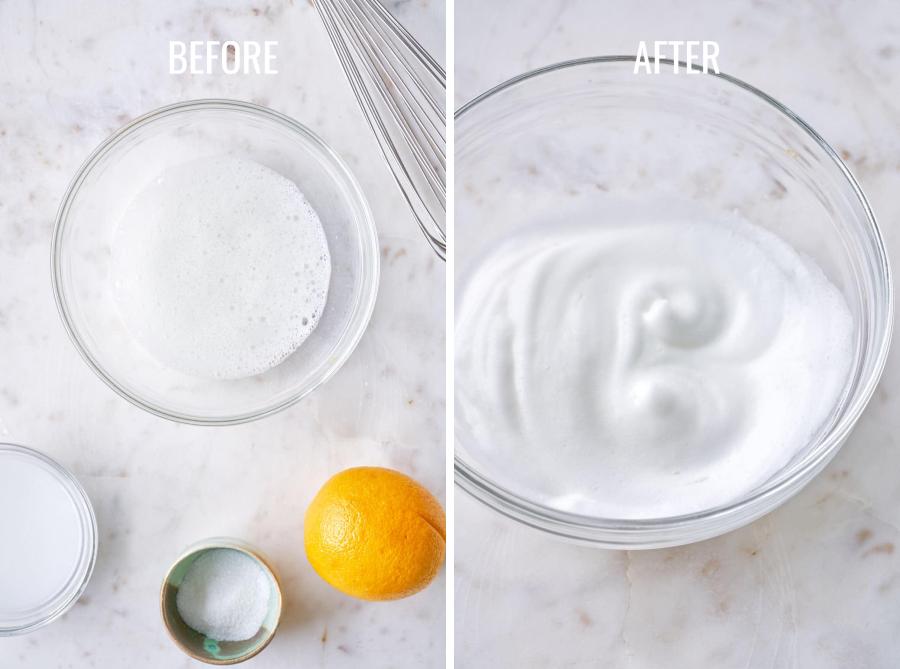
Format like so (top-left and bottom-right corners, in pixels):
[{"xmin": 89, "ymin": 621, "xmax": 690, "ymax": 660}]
[{"xmin": 160, "ymin": 538, "xmax": 283, "ymax": 665}]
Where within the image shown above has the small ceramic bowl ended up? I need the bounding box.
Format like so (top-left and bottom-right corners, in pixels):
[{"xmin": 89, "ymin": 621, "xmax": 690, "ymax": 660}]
[{"xmin": 160, "ymin": 539, "xmax": 283, "ymax": 665}]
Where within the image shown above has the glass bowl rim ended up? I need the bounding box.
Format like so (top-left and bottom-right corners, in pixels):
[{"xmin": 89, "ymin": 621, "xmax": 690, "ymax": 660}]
[
  {"xmin": 0, "ymin": 442, "xmax": 98, "ymax": 635},
  {"xmin": 453, "ymin": 56, "xmax": 894, "ymax": 547},
  {"xmin": 51, "ymin": 98, "xmax": 380, "ymax": 426}
]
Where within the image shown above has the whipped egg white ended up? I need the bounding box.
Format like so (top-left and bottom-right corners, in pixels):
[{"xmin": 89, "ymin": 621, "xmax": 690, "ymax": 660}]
[{"xmin": 456, "ymin": 218, "xmax": 853, "ymax": 518}]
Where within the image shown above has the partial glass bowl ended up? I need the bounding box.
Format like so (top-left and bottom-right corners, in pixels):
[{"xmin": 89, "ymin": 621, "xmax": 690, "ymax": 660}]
[
  {"xmin": 0, "ymin": 443, "xmax": 97, "ymax": 635},
  {"xmin": 53, "ymin": 100, "xmax": 379, "ymax": 425},
  {"xmin": 454, "ymin": 57, "xmax": 892, "ymax": 548}
]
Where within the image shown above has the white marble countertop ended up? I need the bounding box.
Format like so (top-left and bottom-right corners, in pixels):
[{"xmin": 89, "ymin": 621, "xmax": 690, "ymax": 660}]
[
  {"xmin": 0, "ymin": 1, "xmax": 445, "ymax": 667},
  {"xmin": 455, "ymin": 1, "xmax": 900, "ymax": 667}
]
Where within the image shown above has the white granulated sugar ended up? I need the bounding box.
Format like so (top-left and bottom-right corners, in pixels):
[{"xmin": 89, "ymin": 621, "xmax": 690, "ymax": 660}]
[
  {"xmin": 112, "ymin": 156, "xmax": 331, "ymax": 379},
  {"xmin": 175, "ymin": 548, "xmax": 271, "ymax": 642}
]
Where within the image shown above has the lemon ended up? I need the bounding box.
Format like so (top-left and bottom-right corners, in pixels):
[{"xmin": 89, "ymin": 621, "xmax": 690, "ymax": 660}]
[{"xmin": 304, "ymin": 467, "xmax": 445, "ymax": 601}]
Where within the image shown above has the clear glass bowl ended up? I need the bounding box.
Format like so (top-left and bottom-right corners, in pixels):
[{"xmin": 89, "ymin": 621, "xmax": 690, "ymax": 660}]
[
  {"xmin": 53, "ymin": 100, "xmax": 379, "ymax": 425},
  {"xmin": 0, "ymin": 443, "xmax": 97, "ymax": 635},
  {"xmin": 454, "ymin": 57, "xmax": 893, "ymax": 548}
]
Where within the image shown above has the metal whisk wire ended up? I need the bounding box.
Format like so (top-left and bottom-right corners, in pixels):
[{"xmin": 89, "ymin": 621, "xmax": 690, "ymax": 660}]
[{"xmin": 315, "ymin": 0, "xmax": 446, "ymax": 259}]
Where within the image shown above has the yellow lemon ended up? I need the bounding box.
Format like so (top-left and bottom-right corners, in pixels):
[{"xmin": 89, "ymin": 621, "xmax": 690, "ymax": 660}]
[{"xmin": 304, "ymin": 467, "xmax": 445, "ymax": 601}]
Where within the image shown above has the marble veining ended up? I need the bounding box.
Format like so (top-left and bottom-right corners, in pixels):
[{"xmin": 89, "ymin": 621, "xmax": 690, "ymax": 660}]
[
  {"xmin": 0, "ymin": 0, "xmax": 444, "ymax": 667},
  {"xmin": 455, "ymin": 0, "xmax": 900, "ymax": 667}
]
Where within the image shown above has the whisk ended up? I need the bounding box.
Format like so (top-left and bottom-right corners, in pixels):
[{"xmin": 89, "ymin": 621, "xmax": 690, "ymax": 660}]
[{"xmin": 315, "ymin": 0, "xmax": 446, "ymax": 259}]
